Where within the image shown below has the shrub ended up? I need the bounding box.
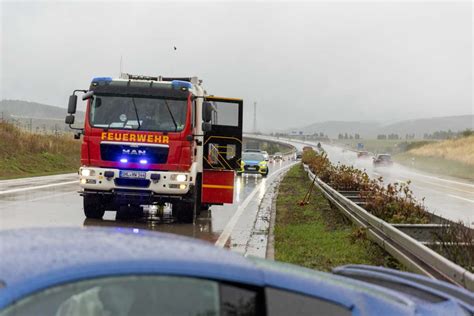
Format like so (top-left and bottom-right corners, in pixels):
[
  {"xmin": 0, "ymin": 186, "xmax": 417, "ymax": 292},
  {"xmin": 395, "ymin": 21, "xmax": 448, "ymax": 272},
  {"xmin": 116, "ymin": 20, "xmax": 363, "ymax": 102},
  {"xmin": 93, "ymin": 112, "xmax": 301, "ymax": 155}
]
[{"xmin": 303, "ymin": 149, "xmax": 430, "ymax": 223}]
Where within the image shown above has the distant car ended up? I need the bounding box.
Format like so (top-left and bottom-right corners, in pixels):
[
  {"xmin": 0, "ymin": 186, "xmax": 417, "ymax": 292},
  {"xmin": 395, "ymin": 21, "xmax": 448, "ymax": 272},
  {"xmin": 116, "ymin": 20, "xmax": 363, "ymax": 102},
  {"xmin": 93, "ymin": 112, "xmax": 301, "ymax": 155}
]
[
  {"xmin": 295, "ymin": 151, "xmax": 303, "ymax": 159},
  {"xmin": 239, "ymin": 152, "xmax": 269, "ymax": 177},
  {"xmin": 0, "ymin": 227, "xmax": 472, "ymax": 315},
  {"xmin": 244, "ymin": 148, "xmax": 262, "ymax": 153},
  {"xmin": 357, "ymin": 151, "xmax": 370, "ymax": 158},
  {"xmin": 373, "ymin": 154, "xmax": 393, "ymax": 166},
  {"xmin": 273, "ymin": 152, "xmax": 283, "ymax": 161},
  {"xmin": 261, "ymin": 150, "xmax": 269, "ymax": 161}
]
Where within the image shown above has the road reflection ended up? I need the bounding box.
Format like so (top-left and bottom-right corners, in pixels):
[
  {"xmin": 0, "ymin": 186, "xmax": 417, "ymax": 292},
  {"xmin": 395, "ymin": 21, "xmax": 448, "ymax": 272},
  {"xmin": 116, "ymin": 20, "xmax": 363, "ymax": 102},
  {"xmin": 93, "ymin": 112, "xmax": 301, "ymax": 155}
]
[{"xmin": 83, "ymin": 209, "xmax": 218, "ymax": 242}]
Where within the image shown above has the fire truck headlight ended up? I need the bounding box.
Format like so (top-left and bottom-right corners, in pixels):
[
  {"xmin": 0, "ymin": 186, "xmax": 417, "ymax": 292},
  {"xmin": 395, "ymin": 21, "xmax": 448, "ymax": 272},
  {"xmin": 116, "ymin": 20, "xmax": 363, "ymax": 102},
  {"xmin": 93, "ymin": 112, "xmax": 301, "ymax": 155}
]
[
  {"xmin": 81, "ymin": 169, "xmax": 95, "ymax": 177},
  {"xmin": 176, "ymin": 174, "xmax": 187, "ymax": 182},
  {"xmin": 171, "ymin": 174, "xmax": 188, "ymax": 182},
  {"xmin": 179, "ymin": 184, "xmax": 187, "ymax": 190}
]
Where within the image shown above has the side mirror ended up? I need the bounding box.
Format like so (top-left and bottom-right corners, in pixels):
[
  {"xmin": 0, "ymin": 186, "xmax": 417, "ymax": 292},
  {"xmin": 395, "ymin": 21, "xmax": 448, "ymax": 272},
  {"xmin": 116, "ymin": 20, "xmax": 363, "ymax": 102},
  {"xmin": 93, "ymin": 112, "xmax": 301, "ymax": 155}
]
[
  {"xmin": 202, "ymin": 122, "xmax": 212, "ymax": 132},
  {"xmin": 65, "ymin": 114, "xmax": 75, "ymax": 125},
  {"xmin": 202, "ymin": 101, "xmax": 214, "ymax": 123},
  {"xmin": 68, "ymin": 95, "xmax": 78, "ymax": 114}
]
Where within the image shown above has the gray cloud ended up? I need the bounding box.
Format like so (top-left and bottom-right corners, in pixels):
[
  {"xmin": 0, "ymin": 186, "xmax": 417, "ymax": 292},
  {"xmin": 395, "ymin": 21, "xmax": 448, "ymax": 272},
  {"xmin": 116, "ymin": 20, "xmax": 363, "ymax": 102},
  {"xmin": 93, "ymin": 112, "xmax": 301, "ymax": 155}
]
[{"xmin": 1, "ymin": 1, "xmax": 472, "ymax": 131}]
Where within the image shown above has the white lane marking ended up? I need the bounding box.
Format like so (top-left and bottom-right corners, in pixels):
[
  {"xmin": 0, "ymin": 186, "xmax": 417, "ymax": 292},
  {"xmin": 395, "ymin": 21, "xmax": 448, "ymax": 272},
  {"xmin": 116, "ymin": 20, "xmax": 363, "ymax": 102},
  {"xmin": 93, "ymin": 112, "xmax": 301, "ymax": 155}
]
[
  {"xmin": 447, "ymin": 194, "xmax": 474, "ymax": 204},
  {"xmin": 0, "ymin": 191, "xmax": 77, "ymax": 210},
  {"xmin": 0, "ymin": 181, "xmax": 78, "ymax": 195},
  {"xmin": 26, "ymin": 190, "xmax": 77, "ymax": 202},
  {"xmin": 0, "ymin": 173, "xmax": 76, "ymax": 185},
  {"xmin": 215, "ymin": 163, "xmax": 296, "ymax": 248},
  {"xmin": 398, "ymin": 170, "xmax": 474, "ymax": 188},
  {"xmin": 412, "ymin": 178, "xmax": 474, "ymax": 195}
]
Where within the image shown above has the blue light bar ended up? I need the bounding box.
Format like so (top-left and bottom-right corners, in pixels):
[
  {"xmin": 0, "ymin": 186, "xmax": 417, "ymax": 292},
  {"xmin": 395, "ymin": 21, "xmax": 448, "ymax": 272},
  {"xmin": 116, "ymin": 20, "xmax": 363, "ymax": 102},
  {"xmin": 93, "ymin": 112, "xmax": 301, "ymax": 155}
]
[
  {"xmin": 171, "ymin": 80, "xmax": 193, "ymax": 90},
  {"xmin": 91, "ymin": 77, "xmax": 113, "ymax": 83}
]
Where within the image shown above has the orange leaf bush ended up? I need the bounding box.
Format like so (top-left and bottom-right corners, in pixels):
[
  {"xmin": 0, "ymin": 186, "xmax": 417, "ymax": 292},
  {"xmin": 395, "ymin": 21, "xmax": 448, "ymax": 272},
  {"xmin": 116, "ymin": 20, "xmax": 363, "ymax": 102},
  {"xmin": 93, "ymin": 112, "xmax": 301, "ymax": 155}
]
[{"xmin": 302, "ymin": 149, "xmax": 429, "ymax": 224}]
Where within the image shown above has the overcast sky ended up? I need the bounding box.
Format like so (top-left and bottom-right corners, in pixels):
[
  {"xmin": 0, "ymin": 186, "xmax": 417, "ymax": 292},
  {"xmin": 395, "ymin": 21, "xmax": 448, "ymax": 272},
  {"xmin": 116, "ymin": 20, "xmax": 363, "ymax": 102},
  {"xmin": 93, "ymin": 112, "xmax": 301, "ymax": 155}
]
[{"xmin": 1, "ymin": 1, "xmax": 472, "ymax": 132}]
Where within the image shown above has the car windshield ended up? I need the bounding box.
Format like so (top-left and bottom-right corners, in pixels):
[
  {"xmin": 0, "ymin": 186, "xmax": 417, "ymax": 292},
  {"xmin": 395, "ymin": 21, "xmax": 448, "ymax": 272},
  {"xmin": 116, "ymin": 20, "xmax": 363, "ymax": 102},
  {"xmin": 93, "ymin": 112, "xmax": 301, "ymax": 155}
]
[
  {"xmin": 89, "ymin": 95, "xmax": 188, "ymax": 132},
  {"xmin": 243, "ymin": 153, "xmax": 265, "ymax": 161},
  {"xmin": 378, "ymin": 155, "xmax": 391, "ymax": 160},
  {"xmin": 1, "ymin": 276, "xmax": 220, "ymax": 316}
]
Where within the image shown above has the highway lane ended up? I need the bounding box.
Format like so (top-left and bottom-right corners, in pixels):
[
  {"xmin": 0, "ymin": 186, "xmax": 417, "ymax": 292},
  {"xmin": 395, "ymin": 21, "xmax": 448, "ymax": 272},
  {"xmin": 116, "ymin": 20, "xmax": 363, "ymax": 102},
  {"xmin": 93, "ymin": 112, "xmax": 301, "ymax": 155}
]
[
  {"xmin": 0, "ymin": 159, "xmax": 295, "ymax": 256},
  {"xmin": 321, "ymin": 142, "xmax": 474, "ymax": 227},
  {"xmin": 247, "ymin": 135, "xmax": 474, "ymax": 227}
]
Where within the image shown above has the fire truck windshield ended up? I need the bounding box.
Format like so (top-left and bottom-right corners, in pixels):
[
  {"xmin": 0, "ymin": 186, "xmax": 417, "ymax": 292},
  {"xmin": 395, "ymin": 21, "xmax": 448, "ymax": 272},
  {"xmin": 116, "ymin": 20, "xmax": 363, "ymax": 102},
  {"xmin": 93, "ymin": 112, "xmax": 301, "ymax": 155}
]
[{"xmin": 89, "ymin": 95, "xmax": 188, "ymax": 132}]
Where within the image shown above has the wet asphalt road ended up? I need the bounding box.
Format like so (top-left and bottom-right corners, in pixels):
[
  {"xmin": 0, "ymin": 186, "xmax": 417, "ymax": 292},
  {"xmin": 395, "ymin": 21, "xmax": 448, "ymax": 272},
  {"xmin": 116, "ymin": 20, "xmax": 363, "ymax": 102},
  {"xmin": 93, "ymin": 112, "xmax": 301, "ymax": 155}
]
[
  {"xmin": 249, "ymin": 135, "xmax": 474, "ymax": 228},
  {"xmin": 0, "ymin": 159, "xmax": 296, "ymax": 255}
]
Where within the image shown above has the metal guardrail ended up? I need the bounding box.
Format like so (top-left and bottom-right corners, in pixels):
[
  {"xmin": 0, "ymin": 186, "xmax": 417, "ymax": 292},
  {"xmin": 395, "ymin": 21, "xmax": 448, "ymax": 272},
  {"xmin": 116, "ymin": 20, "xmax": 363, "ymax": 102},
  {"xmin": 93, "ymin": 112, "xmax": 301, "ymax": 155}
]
[{"xmin": 303, "ymin": 164, "xmax": 474, "ymax": 291}]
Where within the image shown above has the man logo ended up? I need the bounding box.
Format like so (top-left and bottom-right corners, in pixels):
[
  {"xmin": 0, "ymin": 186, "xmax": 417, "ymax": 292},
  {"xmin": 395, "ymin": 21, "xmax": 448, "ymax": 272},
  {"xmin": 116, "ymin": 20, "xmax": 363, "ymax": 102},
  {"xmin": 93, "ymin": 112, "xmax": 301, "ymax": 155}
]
[{"xmin": 122, "ymin": 149, "xmax": 146, "ymax": 155}]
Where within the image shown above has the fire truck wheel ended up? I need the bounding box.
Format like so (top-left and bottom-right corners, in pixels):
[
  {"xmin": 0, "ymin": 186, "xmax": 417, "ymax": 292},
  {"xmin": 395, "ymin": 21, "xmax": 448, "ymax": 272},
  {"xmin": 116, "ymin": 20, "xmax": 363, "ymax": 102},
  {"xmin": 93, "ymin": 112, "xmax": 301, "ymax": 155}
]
[
  {"xmin": 173, "ymin": 202, "xmax": 194, "ymax": 223},
  {"xmin": 195, "ymin": 174, "xmax": 202, "ymax": 216},
  {"xmin": 174, "ymin": 174, "xmax": 202, "ymax": 223},
  {"xmin": 83, "ymin": 195, "xmax": 105, "ymax": 219}
]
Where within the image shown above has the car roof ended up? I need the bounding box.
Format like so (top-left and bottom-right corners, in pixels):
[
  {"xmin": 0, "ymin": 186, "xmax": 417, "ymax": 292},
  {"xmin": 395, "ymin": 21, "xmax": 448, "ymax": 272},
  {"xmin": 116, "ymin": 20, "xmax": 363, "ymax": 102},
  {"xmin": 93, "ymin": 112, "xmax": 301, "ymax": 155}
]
[
  {"xmin": 243, "ymin": 152, "xmax": 264, "ymax": 158},
  {"xmin": 0, "ymin": 227, "xmax": 471, "ymax": 315}
]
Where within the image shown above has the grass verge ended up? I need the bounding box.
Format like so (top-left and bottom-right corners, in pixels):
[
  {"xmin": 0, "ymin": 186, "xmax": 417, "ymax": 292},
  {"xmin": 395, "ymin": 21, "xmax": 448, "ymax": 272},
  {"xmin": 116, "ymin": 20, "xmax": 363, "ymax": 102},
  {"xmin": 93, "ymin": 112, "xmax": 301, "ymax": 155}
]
[
  {"xmin": 0, "ymin": 122, "xmax": 80, "ymax": 179},
  {"xmin": 274, "ymin": 164, "xmax": 400, "ymax": 271}
]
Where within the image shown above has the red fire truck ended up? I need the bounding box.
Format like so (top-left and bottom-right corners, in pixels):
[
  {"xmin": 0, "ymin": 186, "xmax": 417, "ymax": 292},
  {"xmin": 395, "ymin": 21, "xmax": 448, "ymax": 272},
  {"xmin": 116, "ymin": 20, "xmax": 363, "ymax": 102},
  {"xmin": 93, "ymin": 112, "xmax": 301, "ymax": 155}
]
[{"xmin": 65, "ymin": 74, "xmax": 243, "ymax": 222}]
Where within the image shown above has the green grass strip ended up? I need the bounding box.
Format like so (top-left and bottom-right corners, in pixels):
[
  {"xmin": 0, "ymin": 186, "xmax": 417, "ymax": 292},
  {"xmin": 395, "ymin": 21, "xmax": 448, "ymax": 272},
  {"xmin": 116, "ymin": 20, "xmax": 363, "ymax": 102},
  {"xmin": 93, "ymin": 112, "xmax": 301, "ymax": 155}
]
[{"xmin": 275, "ymin": 164, "xmax": 400, "ymax": 271}]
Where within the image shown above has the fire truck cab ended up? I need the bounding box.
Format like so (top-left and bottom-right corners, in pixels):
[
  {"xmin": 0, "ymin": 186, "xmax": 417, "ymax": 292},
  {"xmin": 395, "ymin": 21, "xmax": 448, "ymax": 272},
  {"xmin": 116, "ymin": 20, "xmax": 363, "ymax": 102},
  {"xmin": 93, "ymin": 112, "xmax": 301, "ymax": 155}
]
[{"xmin": 65, "ymin": 74, "xmax": 243, "ymax": 222}]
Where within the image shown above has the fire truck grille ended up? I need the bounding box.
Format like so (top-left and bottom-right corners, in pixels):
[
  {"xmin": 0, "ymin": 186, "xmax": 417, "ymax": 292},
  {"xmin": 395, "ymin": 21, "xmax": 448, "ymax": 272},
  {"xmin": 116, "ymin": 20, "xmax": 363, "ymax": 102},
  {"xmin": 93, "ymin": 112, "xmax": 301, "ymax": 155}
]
[{"xmin": 100, "ymin": 143, "xmax": 169, "ymax": 164}]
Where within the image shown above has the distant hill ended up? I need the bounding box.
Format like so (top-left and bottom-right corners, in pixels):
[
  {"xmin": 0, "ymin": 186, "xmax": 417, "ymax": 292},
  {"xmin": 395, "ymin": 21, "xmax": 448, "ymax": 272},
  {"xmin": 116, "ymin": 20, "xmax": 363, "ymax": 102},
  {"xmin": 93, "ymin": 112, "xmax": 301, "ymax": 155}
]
[
  {"xmin": 0, "ymin": 99, "xmax": 85, "ymax": 133},
  {"xmin": 286, "ymin": 115, "xmax": 473, "ymax": 139},
  {"xmin": 0, "ymin": 99, "xmax": 85, "ymax": 120},
  {"xmin": 288, "ymin": 120, "xmax": 381, "ymax": 139},
  {"xmin": 381, "ymin": 115, "xmax": 473, "ymax": 137}
]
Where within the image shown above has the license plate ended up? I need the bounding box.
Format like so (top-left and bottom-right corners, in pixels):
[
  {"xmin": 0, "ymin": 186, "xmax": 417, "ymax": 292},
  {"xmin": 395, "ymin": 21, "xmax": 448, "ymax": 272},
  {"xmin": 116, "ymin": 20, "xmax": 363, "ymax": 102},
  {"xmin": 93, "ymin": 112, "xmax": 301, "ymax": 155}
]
[
  {"xmin": 119, "ymin": 170, "xmax": 147, "ymax": 179},
  {"xmin": 247, "ymin": 166, "xmax": 256, "ymax": 170}
]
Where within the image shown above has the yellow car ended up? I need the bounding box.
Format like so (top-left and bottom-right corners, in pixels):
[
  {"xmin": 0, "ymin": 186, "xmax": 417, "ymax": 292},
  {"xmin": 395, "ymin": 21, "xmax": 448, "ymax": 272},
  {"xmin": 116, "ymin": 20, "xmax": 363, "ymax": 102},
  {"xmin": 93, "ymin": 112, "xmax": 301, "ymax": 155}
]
[{"xmin": 238, "ymin": 152, "xmax": 269, "ymax": 177}]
